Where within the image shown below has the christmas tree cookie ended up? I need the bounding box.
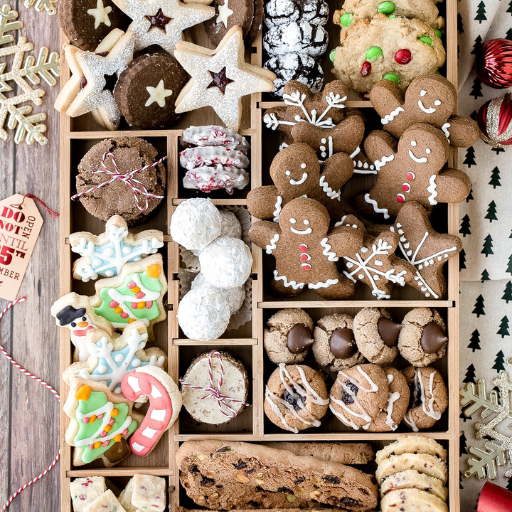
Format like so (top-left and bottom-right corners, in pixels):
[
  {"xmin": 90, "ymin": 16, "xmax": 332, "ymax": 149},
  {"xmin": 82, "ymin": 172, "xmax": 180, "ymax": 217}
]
[
  {"xmin": 63, "ymin": 321, "xmax": 167, "ymax": 394},
  {"xmin": 70, "ymin": 215, "xmax": 164, "ymax": 282},
  {"xmin": 91, "ymin": 253, "xmax": 168, "ymax": 338},
  {"xmin": 64, "ymin": 378, "xmax": 143, "ymax": 467}
]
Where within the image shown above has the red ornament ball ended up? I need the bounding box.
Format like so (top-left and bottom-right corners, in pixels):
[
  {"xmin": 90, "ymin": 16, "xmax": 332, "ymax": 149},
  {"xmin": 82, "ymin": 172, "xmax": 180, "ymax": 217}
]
[
  {"xmin": 476, "ymin": 38, "xmax": 512, "ymax": 89},
  {"xmin": 477, "ymin": 92, "xmax": 512, "ymax": 148}
]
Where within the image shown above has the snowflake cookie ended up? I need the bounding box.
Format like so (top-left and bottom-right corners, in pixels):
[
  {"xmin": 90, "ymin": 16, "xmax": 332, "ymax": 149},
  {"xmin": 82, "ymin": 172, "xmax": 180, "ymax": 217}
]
[
  {"xmin": 174, "ymin": 26, "xmax": 276, "ymax": 131},
  {"xmin": 70, "ymin": 215, "xmax": 164, "ymax": 282},
  {"xmin": 390, "ymin": 201, "xmax": 462, "ymax": 299},
  {"xmin": 63, "ymin": 320, "xmax": 166, "ymax": 394},
  {"xmin": 249, "ymin": 197, "xmax": 363, "ymax": 299},
  {"xmin": 354, "ymin": 124, "xmax": 471, "ymax": 220},
  {"xmin": 338, "ymin": 215, "xmax": 415, "ymax": 299}
]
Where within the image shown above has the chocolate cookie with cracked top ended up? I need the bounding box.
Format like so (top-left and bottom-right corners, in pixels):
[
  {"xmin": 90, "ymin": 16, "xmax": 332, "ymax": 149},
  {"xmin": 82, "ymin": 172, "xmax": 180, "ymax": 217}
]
[
  {"xmin": 312, "ymin": 313, "xmax": 365, "ymax": 371},
  {"xmin": 329, "ymin": 363, "xmax": 389, "ymax": 430},
  {"xmin": 264, "ymin": 0, "xmax": 329, "ymax": 28},
  {"xmin": 59, "ymin": 0, "xmax": 129, "ymax": 51},
  {"xmin": 398, "ymin": 308, "xmax": 447, "ymax": 366},
  {"xmin": 264, "ymin": 308, "xmax": 314, "ymax": 364},
  {"xmin": 114, "ymin": 54, "xmax": 189, "ymax": 129},
  {"xmin": 353, "ymin": 307, "xmax": 401, "ymax": 365},
  {"xmin": 366, "ymin": 367, "xmax": 409, "ymax": 432},
  {"xmin": 204, "ymin": 0, "xmax": 254, "ymax": 47},
  {"xmin": 264, "ymin": 364, "xmax": 329, "ymax": 433},
  {"xmin": 76, "ymin": 136, "xmax": 166, "ymax": 226},
  {"xmin": 402, "ymin": 366, "xmax": 448, "ymax": 431}
]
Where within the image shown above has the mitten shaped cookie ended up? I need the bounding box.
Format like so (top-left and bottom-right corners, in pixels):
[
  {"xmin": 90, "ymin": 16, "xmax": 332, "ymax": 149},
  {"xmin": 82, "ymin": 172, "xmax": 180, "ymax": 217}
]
[
  {"xmin": 354, "ymin": 124, "xmax": 471, "ymax": 220},
  {"xmin": 249, "ymin": 198, "xmax": 363, "ymax": 299},
  {"xmin": 247, "ymin": 143, "xmax": 353, "ymax": 222},
  {"xmin": 338, "ymin": 215, "xmax": 415, "ymax": 299},
  {"xmin": 263, "ymin": 80, "xmax": 365, "ymax": 160},
  {"xmin": 370, "ymin": 74, "xmax": 479, "ymax": 148}
]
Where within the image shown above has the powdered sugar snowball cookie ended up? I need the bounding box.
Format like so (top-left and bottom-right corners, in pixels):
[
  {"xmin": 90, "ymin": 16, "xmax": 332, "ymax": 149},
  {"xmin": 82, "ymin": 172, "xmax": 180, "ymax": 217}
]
[
  {"xmin": 191, "ymin": 272, "xmax": 245, "ymax": 315},
  {"xmin": 264, "ymin": 308, "xmax": 314, "ymax": 364},
  {"xmin": 183, "ymin": 164, "xmax": 250, "ymax": 194},
  {"xmin": 177, "ymin": 287, "xmax": 231, "ymax": 341},
  {"xmin": 264, "ymin": 53, "xmax": 324, "ymax": 98},
  {"xmin": 312, "ymin": 313, "xmax": 365, "ymax": 372},
  {"xmin": 199, "ymin": 237, "xmax": 252, "ymax": 288},
  {"xmin": 170, "ymin": 198, "xmax": 222, "ymax": 252},
  {"xmin": 264, "ymin": 0, "xmax": 329, "ymax": 28},
  {"xmin": 329, "ymin": 363, "xmax": 389, "ymax": 430},
  {"xmin": 219, "ymin": 210, "xmax": 242, "ymax": 239},
  {"xmin": 181, "ymin": 351, "xmax": 249, "ymax": 424},
  {"xmin": 402, "ymin": 365, "xmax": 448, "ymax": 431},
  {"xmin": 398, "ymin": 308, "xmax": 447, "ymax": 367},
  {"xmin": 366, "ymin": 367, "xmax": 410, "ymax": 432},
  {"xmin": 353, "ymin": 308, "xmax": 401, "ymax": 365},
  {"xmin": 264, "ymin": 364, "xmax": 329, "ymax": 432}
]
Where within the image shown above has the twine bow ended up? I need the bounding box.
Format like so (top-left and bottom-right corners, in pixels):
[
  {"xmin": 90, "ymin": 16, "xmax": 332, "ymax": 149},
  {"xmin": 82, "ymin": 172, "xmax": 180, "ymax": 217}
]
[
  {"xmin": 71, "ymin": 151, "xmax": 166, "ymax": 212},
  {"xmin": 180, "ymin": 350, "xmax": 250, "ymax": 419}
]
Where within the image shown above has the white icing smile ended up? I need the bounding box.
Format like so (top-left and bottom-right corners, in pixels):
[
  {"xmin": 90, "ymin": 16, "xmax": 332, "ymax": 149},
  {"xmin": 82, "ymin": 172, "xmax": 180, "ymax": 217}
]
[
  {"xmin": 286, "ymin": 172, "xmax": 308, "ymax": 185},
  {"xmin": 408, "ymin": 142, "xmax": 428, "ymax": 163},
  {"xmin": 417, "ymin": 91, "xmax": 442, "ymax": 114},
  {"xmin": 290, "ymin": 217, "xmax": 311, "ymax": 235}
]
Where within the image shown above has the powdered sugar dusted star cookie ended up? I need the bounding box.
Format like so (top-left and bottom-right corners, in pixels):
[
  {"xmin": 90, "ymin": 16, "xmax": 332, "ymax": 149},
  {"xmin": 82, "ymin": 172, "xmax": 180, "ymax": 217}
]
[
  {"xmin": 111, "ymin": 0, "xmax": 215, "ymax": 53},
  {"xmin": 391, "ymin": 201, "xmax": 462, "ymax": 299},
  {"xmin": 174, "ymin": 26, "xmax": 276, "ymax": 131}
]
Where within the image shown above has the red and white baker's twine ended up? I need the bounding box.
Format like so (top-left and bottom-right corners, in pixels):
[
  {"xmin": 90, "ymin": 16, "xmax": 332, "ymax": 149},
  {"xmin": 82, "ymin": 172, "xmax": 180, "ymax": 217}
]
[
  {"xmin": 180, "ymin": 350, "xmax": 250, "ymax": 419},
  {"xmin": 71, "ymin": 151, "xmax": 166, "ymax": 212},
  {"xmin": 0, "ymin": 298, "xmax": 60, "ymax": 512}
]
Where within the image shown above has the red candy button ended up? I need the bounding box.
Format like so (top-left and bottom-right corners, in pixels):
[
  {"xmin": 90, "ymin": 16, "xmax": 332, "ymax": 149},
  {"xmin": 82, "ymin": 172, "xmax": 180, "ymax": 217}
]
[
  {"xmin": 407, "ymin": 172, "xmax": 415, "ymax": 180},
  {"xmin": 299, "ymin": 244, "xmax": 308, "ymax": 252},
  {"xmin": 300, "ymin": 253, "xmax": 310, "ymax": 262},
  {"xmin": 395, "ymin": 49, "xmax": 411, "ymax": 64},
  {"xmin": 361, "ymin": 61, "xmax": 371, "ymax": 77},
  {"xmin": 402, "ymin": 183, "xmax": 411, "ymax": 192},
  {"xmin": 397, "ymin": 194, "xmax": 405, "ymax": 203},
  {"xmin": 302, "ymin": 263, "xmax": 312, "ymax": 271}
]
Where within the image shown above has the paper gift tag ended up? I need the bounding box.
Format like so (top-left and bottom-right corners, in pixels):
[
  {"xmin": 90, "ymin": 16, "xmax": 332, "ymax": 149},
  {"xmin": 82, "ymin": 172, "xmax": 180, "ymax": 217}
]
[{"xmin": 0, "ymin": 194, "xmax": 44, "ymax": 301}]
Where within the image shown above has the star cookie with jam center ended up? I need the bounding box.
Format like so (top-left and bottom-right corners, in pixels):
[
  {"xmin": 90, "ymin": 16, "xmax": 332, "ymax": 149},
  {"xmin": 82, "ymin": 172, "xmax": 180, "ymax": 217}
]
[{"xmin": 174, "ymin": 26, "xmax": 276, "ymax": 130}]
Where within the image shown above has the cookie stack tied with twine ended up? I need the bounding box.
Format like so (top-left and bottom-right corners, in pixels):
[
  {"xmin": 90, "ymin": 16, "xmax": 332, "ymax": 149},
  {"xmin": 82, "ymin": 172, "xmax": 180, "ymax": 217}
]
[{"xmin": 376, "ymin": 436, "xmax": 449, "ymax": 512}]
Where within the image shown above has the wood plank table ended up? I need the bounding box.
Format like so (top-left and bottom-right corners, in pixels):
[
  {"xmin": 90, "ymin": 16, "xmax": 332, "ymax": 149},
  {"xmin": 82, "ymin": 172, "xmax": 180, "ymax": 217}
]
[{"xmin": 0, "ymin": 5, "xmax": 61, "ymax": 511}]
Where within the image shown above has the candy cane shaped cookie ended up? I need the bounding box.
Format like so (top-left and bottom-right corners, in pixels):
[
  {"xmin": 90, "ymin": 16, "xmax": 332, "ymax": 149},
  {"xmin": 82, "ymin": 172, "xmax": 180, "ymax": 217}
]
[{"xmin": 121, "ymin": 366, "xmax": 181, "ymax": 456}]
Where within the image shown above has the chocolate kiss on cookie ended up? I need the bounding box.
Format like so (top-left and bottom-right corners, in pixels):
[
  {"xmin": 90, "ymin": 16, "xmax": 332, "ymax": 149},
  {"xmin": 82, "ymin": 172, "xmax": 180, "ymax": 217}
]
[
  {"xmin": 286, "ymin": 324, "xmax": 314, "ymax": 354},
  {"xmin": 377, "ymin": 317, "xmax": 401, "ymax": 347},
  {"xmin": 420, "ymin": 322, "xmax": 448, "ymax": 354},
  {"xmin": 330, "ymin": 328, "xmax": 357, "ymax": 359}
]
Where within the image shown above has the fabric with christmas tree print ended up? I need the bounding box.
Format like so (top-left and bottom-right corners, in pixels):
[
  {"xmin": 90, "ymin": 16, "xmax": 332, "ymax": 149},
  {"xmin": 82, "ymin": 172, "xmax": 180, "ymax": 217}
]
[{"xmin": 64, "ymin": 378, "xmax": 144, "ymax": 467}]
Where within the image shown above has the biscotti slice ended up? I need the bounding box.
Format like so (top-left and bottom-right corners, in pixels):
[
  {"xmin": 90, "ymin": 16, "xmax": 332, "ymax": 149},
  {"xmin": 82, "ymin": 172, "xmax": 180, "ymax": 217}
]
[
  {"xmin": 177, "ymin": 440, "xmax": 378, "ymax": 510},
  {"xmin": 261, "ymin": 442, "xmax": 375, "ymax": 464}
]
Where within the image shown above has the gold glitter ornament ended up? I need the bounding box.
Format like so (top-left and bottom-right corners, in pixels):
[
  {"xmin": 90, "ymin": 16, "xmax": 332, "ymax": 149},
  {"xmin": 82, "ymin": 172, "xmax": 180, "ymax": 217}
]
[{"xmin": 477, "ymin": 92, "xmax": 512, "ymax": 149}]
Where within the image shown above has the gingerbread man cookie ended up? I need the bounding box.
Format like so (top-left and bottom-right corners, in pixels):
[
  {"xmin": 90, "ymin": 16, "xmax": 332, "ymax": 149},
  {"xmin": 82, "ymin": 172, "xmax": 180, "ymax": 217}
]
[
  {"xmin": 338, "ymin": 215, "xmax": 415, "ymax": 299},
  {"xmin": 354, "ymin": 124, "xmax": 471, "ymax": 220},
  {"xmin": 263, "ymin": 80, "xmax": 365, "ymax": 161},
  {"xmin": 249, "ymin": 198, "xmax": 363, "ymax": 299},
  {"xmin": 370, "ymin": 74, "xmax": 479, "ymax": 148},
  {"xmin": 247, "ymin": 143, "xmax": 354, "ymax": 222}
]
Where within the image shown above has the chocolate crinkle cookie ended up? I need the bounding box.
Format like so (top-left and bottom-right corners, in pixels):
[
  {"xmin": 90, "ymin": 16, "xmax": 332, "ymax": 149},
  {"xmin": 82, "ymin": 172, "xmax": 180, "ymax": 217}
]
[
  {"xmin": 264, "ymin": 308, "xmax": 314, "ymax": 364},
  {"xmin": 264, "ymin": 364, "xmax": 329, "ymax": 432},
  {"xmin": 398, "ymin": 308, "xmax": 448, "ymax": 366},
  {"xmin": 353, "ymin": 308, "xmax": 401, "ymax": 365},
  {"xmin": 313, "ymin": 313, "xmax": 365, "ymax": 372},
  {"xmin": 264, "ymin": 0, "xmax": 329, "ymax": 28},
  {"xmin": 263, "ymin": 21, "xmax": 328, "ymax": 58},
  {"xmin": 75, "ymin": 137, "xmax": 166, "ymax": 226}
]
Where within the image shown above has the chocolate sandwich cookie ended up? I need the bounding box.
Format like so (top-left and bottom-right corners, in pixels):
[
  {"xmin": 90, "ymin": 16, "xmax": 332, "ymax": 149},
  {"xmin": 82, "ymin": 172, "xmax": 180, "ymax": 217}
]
[
  {"xmin": 246, "ymin": 0, "xmax": 264, "ymax": 45},
  {"xmin": 114, "ymin": 53, "xmax": 188, "ymax": 129},
  {"xmin": 59, "ymin": 0, "xmax": 129, "ymax": 51},
  {"xmin": 204, "ymin": 0, "xmax": 254, "ymax": 46}
]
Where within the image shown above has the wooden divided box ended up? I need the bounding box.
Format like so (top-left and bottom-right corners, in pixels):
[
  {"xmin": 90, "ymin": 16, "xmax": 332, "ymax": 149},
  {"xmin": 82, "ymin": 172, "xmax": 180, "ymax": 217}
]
[{"xmin": 58, "ymin": 0, "xmax": 461, "ymax": 510}]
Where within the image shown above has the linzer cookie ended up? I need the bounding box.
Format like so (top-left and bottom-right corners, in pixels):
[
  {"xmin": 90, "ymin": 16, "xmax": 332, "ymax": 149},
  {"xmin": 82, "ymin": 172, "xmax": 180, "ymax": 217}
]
[
  {"xmin": 370, "ymin": 74, "xmax": 479, "ymax": 147},
  {"xmin": 59, "ymin": 0, "xmax": 129, "ymax": 51},
  {"xmin": 398, "ymin": 308, "xmax": 447, "ymax": 366},
  {"xmin": 332, "ymin": 14, "xmax": 445, "ymax": 92},
  {"xmin": 264, "ymin": 308, "xmax": 314, "ymax": 364},
  {"xmin": 312, "ymin": 313, "xmax": 365, "ymax": 371},
  {"xmin": 354, "ymin": 124, "xmax": 471, "ymax": 220},
  {"xmin": 74, "ymin": 137, "xmax": 166, "ymax": 226},
  {"xmin": 264, "ymin": 364, "xmax": 328, "ymax": 432},
  {"xmin": 204, "ymin": 0, "xmax": 254, "ymax": 46},
  {"xmin": 180, "ymin": 351, "xmax": 249, "ymax": 424},
  {"xmin": 353, "ymin": 307, "xmax": 400, "ymax": 364},
  {"xmin": 114, "ymin": 53, "xmax": 188, "ymax": 129}
]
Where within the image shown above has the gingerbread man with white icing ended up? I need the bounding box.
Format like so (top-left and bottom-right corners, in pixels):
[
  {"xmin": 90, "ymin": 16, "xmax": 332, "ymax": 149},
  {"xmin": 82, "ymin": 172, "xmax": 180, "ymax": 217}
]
[
  {"xmin": 354, "ymin": 124, "xmax": 471, "ymax": 220},
  {"xmin": 369, "ymin": 74, "xmax": 479, "ymax": 148},
  {"xmin": 249, "ymin": 197, "xmax": 363, "ymax": 299},
  {"xmin": 247, "ymin": 143, "xmax": 354, "ymax": 222}
]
